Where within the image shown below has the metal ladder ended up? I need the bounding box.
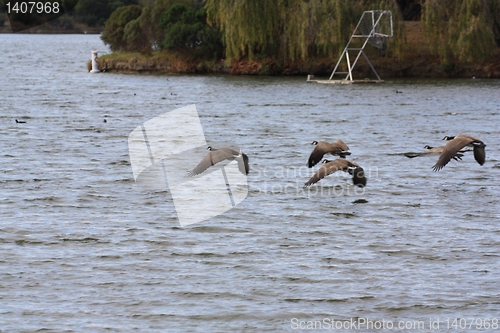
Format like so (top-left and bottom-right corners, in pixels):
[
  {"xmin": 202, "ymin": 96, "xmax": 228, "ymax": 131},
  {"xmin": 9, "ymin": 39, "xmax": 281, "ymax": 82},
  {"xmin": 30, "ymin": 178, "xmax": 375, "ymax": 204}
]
[{"xmin": 329, "ymin": 10, "xmax": 393, "ymax": 82}]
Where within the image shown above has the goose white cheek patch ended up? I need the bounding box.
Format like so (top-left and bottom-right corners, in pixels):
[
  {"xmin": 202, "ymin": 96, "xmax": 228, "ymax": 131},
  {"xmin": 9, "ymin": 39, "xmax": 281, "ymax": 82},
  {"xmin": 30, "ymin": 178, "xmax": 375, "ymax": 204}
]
[{"xmin": 128, "ymin": 104, "xmax": 248, "ymax": 226}]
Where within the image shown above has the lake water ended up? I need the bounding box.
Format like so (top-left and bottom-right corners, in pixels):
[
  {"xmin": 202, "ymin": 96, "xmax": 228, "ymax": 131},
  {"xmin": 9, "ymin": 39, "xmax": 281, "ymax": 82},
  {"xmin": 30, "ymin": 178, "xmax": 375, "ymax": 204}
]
[{"xmin": 1, "ymin": 34, "xmax": 500, "ymax": 332}]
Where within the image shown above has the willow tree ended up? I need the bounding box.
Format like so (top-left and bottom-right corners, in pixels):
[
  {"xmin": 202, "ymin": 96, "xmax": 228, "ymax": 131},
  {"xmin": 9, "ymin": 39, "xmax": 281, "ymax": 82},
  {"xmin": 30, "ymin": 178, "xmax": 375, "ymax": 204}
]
[
  {"xmin": 281, "ymin": 0, "xmax": 360, "ymax": 61},
  {"xmin": 451, "ymin": 0, "xmax": 497, "ymax": 62},
  {"xmin": 205, "ymin": 0, "xmax": 363, "ymax": 61},
  {"xmin": 206, "ymin": 0, "xmax": 404, "ymax": 63},
  {"xmin": 205, "ymin": 0, "xmax": 282, "ymax": 60},
  {"xmin": 422, "ymin": 0, "xmax": 449, "ymax": 60},
  {"xmin": 423, "ymin": 0, "xmax": 498, "ymax": 62}
]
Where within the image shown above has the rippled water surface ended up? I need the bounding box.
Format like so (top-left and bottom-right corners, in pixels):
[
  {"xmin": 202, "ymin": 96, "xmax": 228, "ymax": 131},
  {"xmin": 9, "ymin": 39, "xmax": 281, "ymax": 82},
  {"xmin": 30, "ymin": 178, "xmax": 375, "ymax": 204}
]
[{"xmin": 1, "ymin": 34, "xmax": 500, "ymax": 332}]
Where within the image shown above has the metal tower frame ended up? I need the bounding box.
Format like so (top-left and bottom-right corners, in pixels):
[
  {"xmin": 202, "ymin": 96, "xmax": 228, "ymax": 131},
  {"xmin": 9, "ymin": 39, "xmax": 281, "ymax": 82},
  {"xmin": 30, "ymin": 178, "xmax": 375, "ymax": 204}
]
[{"xmin": 329, "ymin": 10, "xmax": 393, "ymax": 82}]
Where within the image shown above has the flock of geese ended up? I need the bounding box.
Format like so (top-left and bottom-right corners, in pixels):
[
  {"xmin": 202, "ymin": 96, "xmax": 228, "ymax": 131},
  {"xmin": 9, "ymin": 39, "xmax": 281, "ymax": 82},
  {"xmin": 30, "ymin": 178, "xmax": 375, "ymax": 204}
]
[
  {"xmin": 13, "ymin": 117, "xmax": 488, "ymax": 188},
  {"xmin": 304, "ymin": 140, "xmax": 366, "ymax": 187},
  {"xmin": 187, "ymin": 134, "xmax": 486, "ymax": 188},
  {"xmin": 14, "ymin": 118, "xmax": 487, "ymax": 188}
]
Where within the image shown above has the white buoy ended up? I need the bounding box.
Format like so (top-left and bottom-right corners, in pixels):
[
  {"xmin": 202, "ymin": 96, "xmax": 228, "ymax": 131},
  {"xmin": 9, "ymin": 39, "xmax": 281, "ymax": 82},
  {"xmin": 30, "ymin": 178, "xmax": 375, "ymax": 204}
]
[{"xmin": 90, "ymin": 51, "xmax": 100, "ymax": 73}]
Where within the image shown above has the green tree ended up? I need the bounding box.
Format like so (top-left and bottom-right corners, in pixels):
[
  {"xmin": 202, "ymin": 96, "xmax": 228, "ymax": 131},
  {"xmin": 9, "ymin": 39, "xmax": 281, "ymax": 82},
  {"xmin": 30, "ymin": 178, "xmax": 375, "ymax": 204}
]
[
  {"xmin": 123, "ymin": 16, "xmax": 151, "ymax": 52},
  {"xmin": 205, "ymin": 0, "xmax": 404, "ymax": 62},
  {"xmin": 451, "ymin": 0, "xmax": 497, "ymax": 62},
  {"xmin": 74, "ymin": 0, "xmax": 138, "ymax": 27},
  {"xmin": 159, "ymin": 4, "xmax": 223, "ymax": 57},
  {"xmin": 101, "ymin": 5, "xmax": 143, "ymax": 51},
  {"xmin": 140, "ymin": 0, "xmax": 197, "ymax": 49},
  {"xmin": 423, "ymin": 0, "xmax": 498, "ymax": 62},
  {"xmin": 206, "ymin": 0, "xmax": 281, "ymax": 61}
]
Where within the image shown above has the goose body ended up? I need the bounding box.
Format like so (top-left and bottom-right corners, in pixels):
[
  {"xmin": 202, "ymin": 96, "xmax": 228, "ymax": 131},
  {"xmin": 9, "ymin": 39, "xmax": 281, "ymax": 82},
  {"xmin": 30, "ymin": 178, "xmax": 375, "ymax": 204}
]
[
  {"xmin": 423, "ymin": 145, "xmax": 446, "ymax": 154},
  {"xmin": 405, "ymin": 145, "xmax": 468, "ymax": 159},
  {"xmin": 432, "ymin": 134, "xmax": 486, "ymax": 171},
  {"xmin": 424, "ymin": 145, "xmax": 468, "ymax": 160},
  {"xmin": 425, "ymin": 144, "xmax": 470, "ymax": 154},
  {"xmin": 307, "ymin": 140, "xmax": 351, "ymax": 168},
  {"xmin": 188, "ymin": 146, "xmax": 249, "ymax": 176},
  {"xmin": 304, "ymin": 158, "xmax": 366, "ymax": 187}
]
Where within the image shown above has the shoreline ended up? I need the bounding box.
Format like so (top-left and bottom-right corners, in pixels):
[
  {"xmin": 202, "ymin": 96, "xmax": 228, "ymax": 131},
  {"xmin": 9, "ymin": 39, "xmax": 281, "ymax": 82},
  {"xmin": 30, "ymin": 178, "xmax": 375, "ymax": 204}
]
[
  {"xmin": 96, "ymin": 52, "xmax": 500, "ymax": 79},
  {"xmin": 95, "ymin": 21, "xmax": 500, "ymax": 78}
]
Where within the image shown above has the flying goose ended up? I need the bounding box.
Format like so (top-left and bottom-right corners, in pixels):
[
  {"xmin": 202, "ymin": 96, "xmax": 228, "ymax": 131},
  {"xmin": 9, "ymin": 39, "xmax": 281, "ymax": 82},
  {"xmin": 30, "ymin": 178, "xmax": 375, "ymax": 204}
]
[
  {"xmin": 432, "ymin": 134, "xmax": 486, "ymax": 171},
  {"xmin": 188, "ymin": 146, "xmax": 249, "ymax": 176},
  {"xmin": 405, "ymin": 145, "xmax": 469, "ymax": 159},
  {"xmin": 304, "ymin": 158, "xmax": 366, "ymax": 187},
  {"xmin": 307, "ymin": 140, "xmax": 351, "ymax": 168}
]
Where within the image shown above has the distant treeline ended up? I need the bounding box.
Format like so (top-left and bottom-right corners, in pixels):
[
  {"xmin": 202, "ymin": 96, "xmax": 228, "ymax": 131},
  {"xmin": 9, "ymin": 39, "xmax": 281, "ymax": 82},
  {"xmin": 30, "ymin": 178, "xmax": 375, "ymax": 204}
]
[
  {"xmin": 101, "ymin": 0, "xmax": 499, "ymax": 65},
  {"xmin": 100, "ymin": 0, "xmax": 222, "ymax": 57},
  {"xmin": 0, "ymin": 0, "xmax": 138, "ymax": 30}
]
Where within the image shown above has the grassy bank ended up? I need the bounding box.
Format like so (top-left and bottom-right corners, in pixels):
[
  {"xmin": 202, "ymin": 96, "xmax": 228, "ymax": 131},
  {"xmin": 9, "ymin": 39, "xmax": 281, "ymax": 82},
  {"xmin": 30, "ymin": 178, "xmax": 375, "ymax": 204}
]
[
  {"xmin": 95, "ymin": 51, "xmax": 500, "ymax": 79},
  {"xmin": 97, "ymin": 51, "xmax": 227, "ymax": 74}
]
